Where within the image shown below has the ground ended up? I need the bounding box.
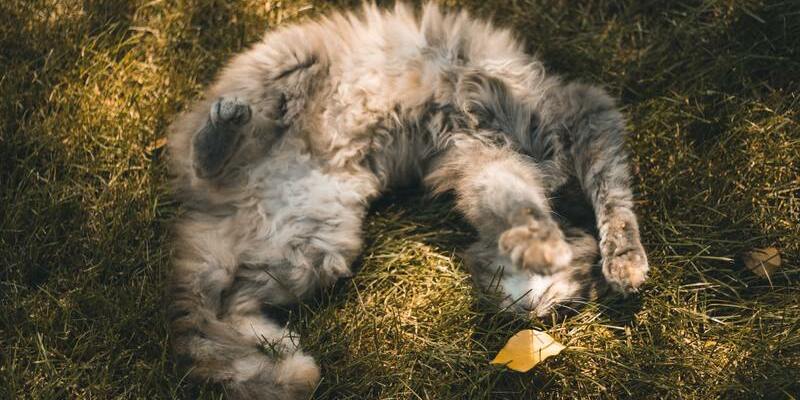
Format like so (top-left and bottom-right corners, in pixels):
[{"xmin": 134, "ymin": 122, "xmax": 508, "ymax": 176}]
[{"xmin": 1, "ymin": 0, "xmax": 799, "ymax": 399}]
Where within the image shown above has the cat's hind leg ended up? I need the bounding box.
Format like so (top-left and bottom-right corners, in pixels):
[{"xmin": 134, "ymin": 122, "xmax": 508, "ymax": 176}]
[
  {"xmin": 168, "ymin": 212, "xmax": 321, "ymax": 400},
  {"xmin": 169, "ymin": 165, "xmax": 377, "ymax": 399}
]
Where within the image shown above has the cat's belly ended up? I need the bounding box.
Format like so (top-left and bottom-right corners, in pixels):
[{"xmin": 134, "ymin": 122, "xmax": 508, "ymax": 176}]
[{"xmin": 234, "ymin": 143, "xmax": 378, "ymax": 273}]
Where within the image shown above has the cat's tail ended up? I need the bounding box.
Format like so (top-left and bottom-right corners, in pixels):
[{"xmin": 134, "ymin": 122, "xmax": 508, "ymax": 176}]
[{"xmin": 167, "ymin": 219, "xmax": 320, "ymax": 400}]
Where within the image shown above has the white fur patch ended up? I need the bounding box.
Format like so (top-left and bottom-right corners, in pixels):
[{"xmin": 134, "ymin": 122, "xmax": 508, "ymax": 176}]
[
  {"xmin": 232, "ymin": 354, "xmax": 267, "ymax": 382},
  {"xmin": 275, "ymin": 353, "xmax": 321, "ymax": 388}
]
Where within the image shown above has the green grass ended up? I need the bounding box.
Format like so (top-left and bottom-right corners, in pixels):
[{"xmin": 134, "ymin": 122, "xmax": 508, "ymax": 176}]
[{"xmin": 1, "ymin": 0, "xmax": 799, "ymax": 398}]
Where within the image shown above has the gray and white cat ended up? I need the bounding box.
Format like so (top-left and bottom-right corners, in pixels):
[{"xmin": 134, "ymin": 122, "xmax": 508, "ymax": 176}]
[{"xmin": 167, "ymin": 3, "xmax": 648, "ymax": 398}]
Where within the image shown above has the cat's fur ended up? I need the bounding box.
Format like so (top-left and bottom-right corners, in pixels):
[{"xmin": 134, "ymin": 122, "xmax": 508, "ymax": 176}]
[{"xmin": 167, "ymin": 3, "xmax": 648, "ymax": 398}]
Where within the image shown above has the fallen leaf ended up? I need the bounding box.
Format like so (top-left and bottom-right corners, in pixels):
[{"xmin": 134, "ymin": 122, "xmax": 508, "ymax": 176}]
[
  {"xmin": 490, "ymin": 329, "xmax": 565, "ymax": 372},
  {"xmin": 742, "ymin": 247, "xmax": 781, "ymax": 278}
]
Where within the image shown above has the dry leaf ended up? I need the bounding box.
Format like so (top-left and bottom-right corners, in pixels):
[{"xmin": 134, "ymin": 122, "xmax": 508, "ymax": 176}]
[
  {"xmin": 146, "ymin": 137, "xmax": 168, "ymax": 153},
  {"xmin": 742, "ymin": 247, "xmax": 781, "ymax": 278},
  {"xmin": 490, "ymin": 329, "xmax": 565, "ymax": 372}
]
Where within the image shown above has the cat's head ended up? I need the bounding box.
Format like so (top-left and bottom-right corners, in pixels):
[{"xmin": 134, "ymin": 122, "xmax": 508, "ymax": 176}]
[{"xmin": 468, "ymin": 228, "xmax": 608, "ymax": 319}]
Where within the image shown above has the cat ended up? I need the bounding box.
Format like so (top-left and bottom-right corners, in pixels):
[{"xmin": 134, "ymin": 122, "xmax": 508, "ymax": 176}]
[{"xmin": 166, "ymin": 2, "xmax": 649, "ymax": 398}]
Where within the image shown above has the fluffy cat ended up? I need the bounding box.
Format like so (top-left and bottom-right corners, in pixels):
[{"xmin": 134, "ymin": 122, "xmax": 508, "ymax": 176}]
[{"xmin": 166, "ymin": 3, "xmax": 649, "ymax": 398}]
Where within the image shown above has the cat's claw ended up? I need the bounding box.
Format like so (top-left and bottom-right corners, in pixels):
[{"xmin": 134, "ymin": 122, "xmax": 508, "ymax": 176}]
[{"xmin": 498, "ymin": 221, "xmax": 572, "ymax": 274}]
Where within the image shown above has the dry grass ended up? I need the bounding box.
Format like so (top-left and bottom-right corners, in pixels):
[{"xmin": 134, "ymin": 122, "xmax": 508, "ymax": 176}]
[{"xmin": 1, "ymin": 0, "xmax": 799, "ymax": 399}]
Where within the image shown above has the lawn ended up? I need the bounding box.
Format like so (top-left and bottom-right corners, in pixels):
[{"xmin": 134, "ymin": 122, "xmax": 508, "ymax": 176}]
[{"xmin": 1, "ymin": 0, "xmax": 798, "ymax": 398}]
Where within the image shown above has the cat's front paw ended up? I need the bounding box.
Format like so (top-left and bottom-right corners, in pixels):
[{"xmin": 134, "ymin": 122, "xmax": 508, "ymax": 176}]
[
  {"xmin": 498, "ymin": 221, "xmax": 572, "ymax": 274},
  {"xmin": 192, "ymin": 97, "xmax": 252, "ymax": 179},
  {"xmin": 210, "ymin": 97, "xmax": 252, "ymax": 127}
]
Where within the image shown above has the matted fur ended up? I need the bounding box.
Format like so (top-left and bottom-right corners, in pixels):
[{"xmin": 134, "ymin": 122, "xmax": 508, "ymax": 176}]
[{"xmin": 167, "ymin": 2, "xmax": 648, "ymax": 398}]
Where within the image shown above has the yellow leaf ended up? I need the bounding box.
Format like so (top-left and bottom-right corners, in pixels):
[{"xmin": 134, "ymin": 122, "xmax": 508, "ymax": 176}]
[
  {"xmin": 490, "ymin": 329, "xmax": 565, "ymax": 372},
  {"xmin": 743, "ymin": 247, "xmax": 781, "ymax": 279}
]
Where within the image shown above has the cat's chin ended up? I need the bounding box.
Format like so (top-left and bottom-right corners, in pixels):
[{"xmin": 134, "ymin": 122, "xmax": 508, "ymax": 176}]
[
  {"xmin": 468, "ymin": 227, "xmax": 606, "ymax": 319},
  {"xmin": 497, "ymin": 267, "xmax": 600, "ymax": 319},
  {"xmin": 465, "ymin": 251, "xmax": 599, "ymax": 319}
]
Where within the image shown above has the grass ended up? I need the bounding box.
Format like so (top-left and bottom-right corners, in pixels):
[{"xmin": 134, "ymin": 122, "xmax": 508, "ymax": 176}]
[{"xmin": 1, "ymin": 0, "xmax": 798, "ymax": 398}]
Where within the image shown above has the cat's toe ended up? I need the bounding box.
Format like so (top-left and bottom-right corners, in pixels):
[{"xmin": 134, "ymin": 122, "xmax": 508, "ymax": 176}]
[
  {"xmin": 211, "ymin": 97, "xmax": 252, "ymax": 127},
  {"xmin": 499, "ymin": 223, "xmax": 572, "ymax": 274},
  {"xmin": 602, "ymin": 248, "xmax": 649, "ymax": 295}
]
